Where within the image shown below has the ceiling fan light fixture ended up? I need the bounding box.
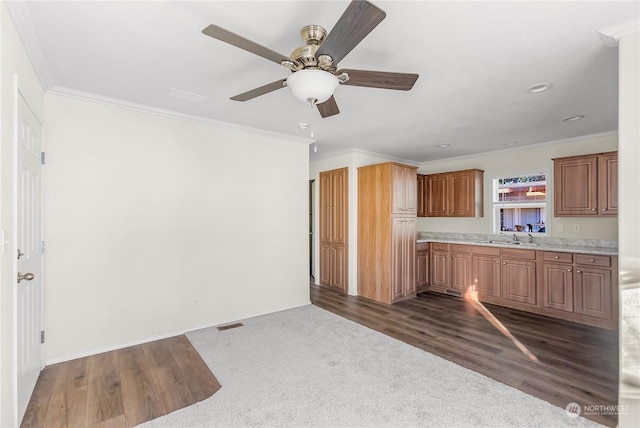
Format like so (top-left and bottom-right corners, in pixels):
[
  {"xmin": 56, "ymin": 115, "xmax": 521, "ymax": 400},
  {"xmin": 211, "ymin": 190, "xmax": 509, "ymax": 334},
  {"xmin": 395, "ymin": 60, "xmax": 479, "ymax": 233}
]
[{"xmin": 286, "ymin": 69, "xmax": 339, "ymax": 104}]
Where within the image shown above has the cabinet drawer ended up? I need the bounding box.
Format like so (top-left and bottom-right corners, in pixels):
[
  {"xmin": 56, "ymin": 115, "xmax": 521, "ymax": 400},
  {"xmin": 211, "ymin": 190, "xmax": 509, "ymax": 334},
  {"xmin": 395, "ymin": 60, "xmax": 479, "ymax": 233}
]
[
  {"xmin": 472, "ymin": 245, "xmax": 501, "ymax": 256},
  {"xmin": 430, "ymin": 243, "xmax": 450, "ymax": 252},
  {"xmin": 416, "ymin": 242, "xmax": 430, "ymax": 251},
  {"xmin": 543, "ymin": 251, "xmax": 573, "ymax": 263},
  {"xmin": 451, "ymin": 244, "xmax": 471, "ymax": 253},
  {"xmin": 575, "ymin": 254, "xmax": 611, "ymax": 268},
  {"xmin": 501, "ymin": 248, "xmax": 537, "ymax": 260}
]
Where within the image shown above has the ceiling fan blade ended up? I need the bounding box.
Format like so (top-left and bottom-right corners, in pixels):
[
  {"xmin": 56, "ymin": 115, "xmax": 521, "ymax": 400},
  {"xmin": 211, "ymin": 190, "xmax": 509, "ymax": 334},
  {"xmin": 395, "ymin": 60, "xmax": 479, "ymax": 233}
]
[
  {"xmin": 316, "ymin": 0, "xmax": 386, "ymax": 65},
  {"xmin": 337, "ymin": 69, "xmax": 419, "ymax": 90},
  {"xmin": 230, "ymin": 79, "xmax": 287, "ymax": 101},
  {"xmin": 316, "ymin": 96, "xmax": 340, "ymax": 118},
  {"xmin": 202, "ymin": 24, "xmax": 290, "ymax": 66}
]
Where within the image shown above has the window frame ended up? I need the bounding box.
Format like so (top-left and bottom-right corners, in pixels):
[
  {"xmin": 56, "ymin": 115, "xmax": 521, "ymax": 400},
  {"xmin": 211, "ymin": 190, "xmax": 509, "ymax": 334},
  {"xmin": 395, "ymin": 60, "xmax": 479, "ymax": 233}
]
[{"xmin": 492, "ymin": 171, "xmax": 549, "ymax": 236}]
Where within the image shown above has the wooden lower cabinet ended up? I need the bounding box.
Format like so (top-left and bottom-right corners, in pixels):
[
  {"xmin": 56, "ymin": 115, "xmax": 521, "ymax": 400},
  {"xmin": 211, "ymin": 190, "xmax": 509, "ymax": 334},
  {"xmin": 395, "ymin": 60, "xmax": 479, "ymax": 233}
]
[
  {"xmin": 450, "ymin": 248, "xmax": 471, "ymax": 293},
  {"xmin": 320, "ymin": 243, "xmax": 347, "ymax": 290},
  {"xmin": 542, "ymin": 263, "xmax": 574, "ymax": 312},
  {"xmin": 429, "ymin": 243, "xmax": 450, "ymax": 291},
  {"xmin": 428, "ymin": 243, "xmax": 471, "ymax": 295},
  {"xmin": 416, "ymin": 242, "xmax": 429, "ymax": 292},
  {"xmin": 425, "ymin": 242, "xmax": 617, "ymax": 330},
  {"xmin": 471, "ymin": 247, "xmax": 501, "ymax": 300},
  {"xmin": 574, "ymin": 266, "xmax": 612, "ymax": 320},
  {"xmin": 501, "ymin": 258, "xmax": 537, "ymax": 306}
]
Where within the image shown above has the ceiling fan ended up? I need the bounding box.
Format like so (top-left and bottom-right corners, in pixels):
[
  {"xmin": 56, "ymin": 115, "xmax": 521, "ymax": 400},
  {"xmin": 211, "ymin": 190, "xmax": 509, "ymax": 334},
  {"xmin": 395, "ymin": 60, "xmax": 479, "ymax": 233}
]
[{"xmin": 202, "ymin": 0, "xmax": 419, "ymax": 118}]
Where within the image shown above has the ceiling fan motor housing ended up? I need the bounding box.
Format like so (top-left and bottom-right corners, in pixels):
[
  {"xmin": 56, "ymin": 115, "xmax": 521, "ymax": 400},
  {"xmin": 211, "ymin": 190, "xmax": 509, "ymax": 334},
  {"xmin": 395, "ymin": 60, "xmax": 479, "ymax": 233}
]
[{"xmin": 288, "ymin": 25, "xmax": 335, "ymax": 72}]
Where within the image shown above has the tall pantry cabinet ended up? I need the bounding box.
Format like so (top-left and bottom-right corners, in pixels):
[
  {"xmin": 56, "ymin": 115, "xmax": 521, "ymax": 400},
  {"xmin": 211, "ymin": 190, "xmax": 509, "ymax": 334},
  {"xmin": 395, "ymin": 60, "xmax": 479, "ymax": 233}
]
[
  {"xmin": 319, "ymin": 168, "xmax": 348, "ymax": 291},
  {"xmin": 358, "ymin": 162, "xmax": 417, "ymax": 304}
]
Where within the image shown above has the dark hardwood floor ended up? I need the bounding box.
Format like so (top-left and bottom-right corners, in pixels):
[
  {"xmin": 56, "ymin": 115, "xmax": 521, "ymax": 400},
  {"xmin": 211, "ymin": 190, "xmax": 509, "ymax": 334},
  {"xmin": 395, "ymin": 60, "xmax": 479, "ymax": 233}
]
[
  {"xmin": 311, "ymin": 284, "xmax": 619, "ymax": 427},
  {"xmin": 20, "ymin": 335, "xmax": 220, "ymax": 428}
]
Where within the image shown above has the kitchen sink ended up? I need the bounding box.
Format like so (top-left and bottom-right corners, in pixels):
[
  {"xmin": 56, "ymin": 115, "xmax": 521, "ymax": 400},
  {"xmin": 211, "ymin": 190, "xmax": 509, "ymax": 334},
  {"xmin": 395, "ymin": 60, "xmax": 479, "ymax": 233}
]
[{"xmin": 475, "ymin": 240, "xmax": 541, "ymax": 246}]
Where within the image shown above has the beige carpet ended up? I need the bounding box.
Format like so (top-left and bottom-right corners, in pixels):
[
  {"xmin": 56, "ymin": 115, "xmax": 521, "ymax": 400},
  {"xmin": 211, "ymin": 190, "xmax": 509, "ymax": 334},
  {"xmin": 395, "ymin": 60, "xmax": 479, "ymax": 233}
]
[{"xmin": 141, "ymin": 305, "xmax": 602, "ymax": 427}]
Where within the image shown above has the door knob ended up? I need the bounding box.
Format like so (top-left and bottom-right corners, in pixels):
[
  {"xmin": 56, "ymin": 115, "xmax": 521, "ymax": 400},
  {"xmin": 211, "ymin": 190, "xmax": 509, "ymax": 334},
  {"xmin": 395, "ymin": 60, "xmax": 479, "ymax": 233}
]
[{"xmin": 17, "ymin": 272, "xmax": 35, "ymax": 283}]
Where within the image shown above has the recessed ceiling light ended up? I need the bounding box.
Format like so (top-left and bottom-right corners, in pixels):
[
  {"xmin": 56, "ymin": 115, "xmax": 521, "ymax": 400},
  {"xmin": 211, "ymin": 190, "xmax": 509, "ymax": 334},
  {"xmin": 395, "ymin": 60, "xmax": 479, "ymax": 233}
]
[
  {"xmin": 527, "ymin": 82, "xmax": 553, "ymax": 93},
  {"xmin": 438, "ymin": 144, "xmax": 450, "ymax": 148},
  {"xmin": 562, "ymin": 115, "xmax": 584, "ymax": 122},
  {"xmin": 504, "ymin": 141, "xmax": 518, "ymax": 147},
  {"xmin": 298, "ymin": 122, "xmax": 310, "ymax": 129}
]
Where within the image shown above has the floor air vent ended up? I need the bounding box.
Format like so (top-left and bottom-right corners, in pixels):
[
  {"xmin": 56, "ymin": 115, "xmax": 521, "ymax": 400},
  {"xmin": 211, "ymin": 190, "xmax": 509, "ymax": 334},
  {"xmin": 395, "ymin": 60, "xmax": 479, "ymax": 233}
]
[
  {"xmin": 446, "ymin": 289, "xmax": 462, "ymax": 297},
  {"xmin": 217, "ymin": 322, "xmax": 244, "ymax": 331}
]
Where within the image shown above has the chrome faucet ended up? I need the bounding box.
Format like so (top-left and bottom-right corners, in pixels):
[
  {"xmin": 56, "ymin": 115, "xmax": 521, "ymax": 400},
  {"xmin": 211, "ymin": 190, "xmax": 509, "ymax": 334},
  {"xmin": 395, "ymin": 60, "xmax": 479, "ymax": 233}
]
[
  {"xmin": 528, "ymin": 233, "xmax": 534, "ymax": 243},
  {"xmin": 500, "ymin": 232, "xmax": 517, "ymax": 242}
]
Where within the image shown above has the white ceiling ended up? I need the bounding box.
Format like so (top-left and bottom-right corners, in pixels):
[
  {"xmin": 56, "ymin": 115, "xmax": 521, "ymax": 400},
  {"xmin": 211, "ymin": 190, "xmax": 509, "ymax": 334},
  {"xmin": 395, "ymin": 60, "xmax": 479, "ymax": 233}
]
[{"xmin": 9, "ymin": 1, "xmax": 639, "ymax": 162}]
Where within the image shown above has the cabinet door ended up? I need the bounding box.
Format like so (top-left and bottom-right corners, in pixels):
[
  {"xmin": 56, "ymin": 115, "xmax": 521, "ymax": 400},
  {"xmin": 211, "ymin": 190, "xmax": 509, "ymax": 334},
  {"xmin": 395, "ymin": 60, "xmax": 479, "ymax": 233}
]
[
  {"xmin": 416, "ymin": 251, "xmax": 429, "ymax": 288},
  {"xmin": 391, "ymin": 218, "xmax": 416, "ymax": 300},
  {"xmin": 598, "ymin": 153, "xmax": 618, "ymax": 216},
  {"xmin": 330, "ymin": 169, "xmax": 348, "ymax": 245},
  {"xmin": 451, "ymin": 253, "xmax": 471, "ymax": 292},
  {"xmin": 319, "ymin": 172, "xmax": 332, "ymax": 243},
  {"xmin": 542, "ymin": 263, "xmax": 574, "ymax": 312},
  {"xmin": 331, "ymin": 244, "xmax": 348, "ymax": 291},
  {"xmin": 404, "ymin": 218, "xmax": 417, "ymax": 296},
  {"xmin": 426, "ymin": 174, "xmax": 448, "ymax": 216},
  {"xmin": 574, "ymin": 267, "xmax": 612, "ymax": 319},
  {"xmin": 430, "ymin": 250, "xmax": 450, "ymax": 288},
  {"xmin": 417, "ymin": 175, "xmax": 426, "ymax": 217},
  {"xmin": 319, "ymin": 243, "xmax": 332, "ymax": 286},
  {"xmin": 554, "ymin": 156, "xmax": 598, "ymax": 216},
  {"xmin": 472, "ymin": 255, "xmax": 501, "ymax": 299},
  {"xmin": 501, "ymin": 259, "xmax": 537, "ymax": 305},
  {"xmin": 448, "ymin": 171, "xmax": 474, "ymax": 217},
  {"xmin": 392, "ymin": 165, "xmax": 417, "ymax": 215}
]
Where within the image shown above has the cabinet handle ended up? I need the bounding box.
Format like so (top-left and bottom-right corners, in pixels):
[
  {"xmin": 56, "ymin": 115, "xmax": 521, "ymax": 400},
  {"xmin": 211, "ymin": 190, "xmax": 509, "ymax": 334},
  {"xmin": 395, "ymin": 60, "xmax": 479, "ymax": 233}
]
[
  {"xmin": 591, "ymin": 208, "xmax": 597, "ymax": 211},
  {"xmin": 603, "ymin": 208, "xmax": 608, "ymax": 211},
  {"xmin": 567, "ymin": 269, "xmax": 572, "ymax": 272},
  {"xmin": 554, "ymin": 256, "xmax": 559, "ymax": 259},
  {"xmin": 495, "ymin": 261, "xmax": 499, "ymax": 264},
  {"xmin": 590, "ymin": 259, "xmax": 595, "ymax": 263},
  {"xmin": 577, "ymin": 270, "xmax": 582, "ymax": 273},
  {"xmin": 503, "ymin": 262, "xmax": 506, "ymax": 265}
]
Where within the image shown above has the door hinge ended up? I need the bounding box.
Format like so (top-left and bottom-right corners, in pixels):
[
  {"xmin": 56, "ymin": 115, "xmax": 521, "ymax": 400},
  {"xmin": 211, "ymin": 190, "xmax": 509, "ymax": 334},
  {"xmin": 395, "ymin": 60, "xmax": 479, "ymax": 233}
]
[
  {"xmin": 41, "ymin": 241, "xmax": 45, "ymax": 253},
  {"xmin": 40, "ymin": 152, "xmax": 46, "ymax": 165},
  {"xmin": 40, "ymin": 330, "xmax": 45, "ymax": 344}
]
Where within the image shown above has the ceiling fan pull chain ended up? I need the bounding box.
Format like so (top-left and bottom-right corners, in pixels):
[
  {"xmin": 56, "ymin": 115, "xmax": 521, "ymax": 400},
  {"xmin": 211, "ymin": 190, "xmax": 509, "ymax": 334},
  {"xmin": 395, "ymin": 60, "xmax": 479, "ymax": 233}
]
[{"xmin": 309, "ymin": 100, "xmax": 318, "ymax": 153}]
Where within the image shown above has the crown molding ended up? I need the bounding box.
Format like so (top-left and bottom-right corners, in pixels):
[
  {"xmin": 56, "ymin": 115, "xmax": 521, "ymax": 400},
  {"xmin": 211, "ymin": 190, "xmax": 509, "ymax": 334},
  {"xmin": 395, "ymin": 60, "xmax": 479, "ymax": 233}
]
[
  {"xmin": 48, "ymin": 86, "xmax": 311, "ymax": 145},
  {"xmin": 4, "ymin": 0, "xmax": 54, "ymax": 89},
  {"xmin": 598, "ymin": 19, "xmax": 639, "ymax": 47}
]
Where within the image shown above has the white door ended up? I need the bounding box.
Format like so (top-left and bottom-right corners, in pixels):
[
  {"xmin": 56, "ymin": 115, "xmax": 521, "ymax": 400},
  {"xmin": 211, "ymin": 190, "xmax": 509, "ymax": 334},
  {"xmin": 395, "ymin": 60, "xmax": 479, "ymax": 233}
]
[{"xmin": 16, "ymin": 93, "xmax": 44, "ymax": 420}]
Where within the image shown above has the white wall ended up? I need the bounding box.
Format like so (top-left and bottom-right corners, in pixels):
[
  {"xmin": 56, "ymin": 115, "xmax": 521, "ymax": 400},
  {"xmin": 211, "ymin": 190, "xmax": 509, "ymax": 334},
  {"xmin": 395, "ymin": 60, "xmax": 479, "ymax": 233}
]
[
  {"xmin": 43, "ymin": 94, "xmax": 310, "ymax": 362},
  {"xmin": 417, "ymin": 133, "xmax": 618, "ymax": 240},
  {"xmin": 0, "ymin": 2, "xmax": 45, "ymax": 425},
  {"xmin": 617, "ymin": 29, "xmax": 640, "ymax": 428}
]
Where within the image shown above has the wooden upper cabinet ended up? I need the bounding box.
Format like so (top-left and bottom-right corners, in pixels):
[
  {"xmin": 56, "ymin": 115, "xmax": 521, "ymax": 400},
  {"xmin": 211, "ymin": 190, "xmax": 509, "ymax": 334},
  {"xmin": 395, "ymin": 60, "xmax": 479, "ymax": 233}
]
[
  {"xmin": 392, "ymin": 164, "xmax": 417, "ymax": 215},
  {"xmin": 417, "ymin": 174, "xmax": 426, "ymax": 217},
  {"xmin": 426, "ymin": 173, "xmax": 448, "ymax": 216},
  {"xmin": 425, "ymin": 169, "xmax": 483, "ymax": 217},
  {"xmin": 598, "ymin": 152, "xmax": 618, "ymax": 215},
  {"xmin": 553, "ymin": 151, "xmax": 617, "ymax": 217}
]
